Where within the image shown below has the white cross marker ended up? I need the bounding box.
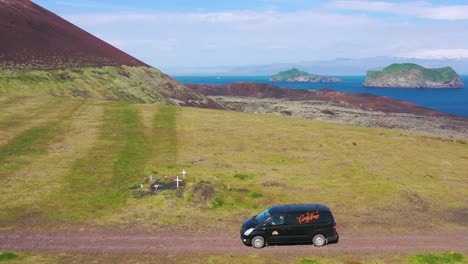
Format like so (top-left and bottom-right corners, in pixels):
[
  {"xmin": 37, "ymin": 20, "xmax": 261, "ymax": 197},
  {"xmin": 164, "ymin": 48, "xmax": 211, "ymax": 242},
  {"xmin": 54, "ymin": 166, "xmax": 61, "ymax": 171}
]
[
  {"xmin": 174, "ymin": 176, "xmax": 183, "ymax": 188},
  {"xmin": 153, "ymin": 184, "xmax": 161, "ymax": 191},
  {"xmin": 181, "ymin": 169, "xmax": 187, "ymax": 179},
  {"xmin": 140, "ymin": 184, "xmax": 144, "ymax": 188}
]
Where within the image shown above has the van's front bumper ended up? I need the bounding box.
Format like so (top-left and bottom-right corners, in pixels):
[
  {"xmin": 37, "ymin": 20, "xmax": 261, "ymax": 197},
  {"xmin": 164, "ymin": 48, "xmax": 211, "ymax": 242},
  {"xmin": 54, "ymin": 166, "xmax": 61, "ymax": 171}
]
[
  {"xmin": 240, "ymin": 228, "xmax": 252, "ymax": 246},
  {"xmin": 240, "ymin": 235, "xmax": 252, "ymax": 246}
]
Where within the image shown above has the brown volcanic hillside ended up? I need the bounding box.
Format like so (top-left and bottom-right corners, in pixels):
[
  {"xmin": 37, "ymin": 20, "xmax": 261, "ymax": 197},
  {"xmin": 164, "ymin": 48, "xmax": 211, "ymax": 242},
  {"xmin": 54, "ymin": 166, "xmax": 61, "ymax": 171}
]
[
  {"xmin": 0, "ymin": 0, "xmax": 223, "ymax": 108},
  {"xmin": 0, "ymin": 0, "xmax": 147, "ymax": 69}
]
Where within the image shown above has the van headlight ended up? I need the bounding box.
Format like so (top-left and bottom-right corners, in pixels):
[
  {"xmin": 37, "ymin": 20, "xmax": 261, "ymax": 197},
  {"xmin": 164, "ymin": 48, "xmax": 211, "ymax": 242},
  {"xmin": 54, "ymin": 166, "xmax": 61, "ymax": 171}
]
[{"xmin": 244, "ymin": 228, "xmax": 255, "ymax": 236}]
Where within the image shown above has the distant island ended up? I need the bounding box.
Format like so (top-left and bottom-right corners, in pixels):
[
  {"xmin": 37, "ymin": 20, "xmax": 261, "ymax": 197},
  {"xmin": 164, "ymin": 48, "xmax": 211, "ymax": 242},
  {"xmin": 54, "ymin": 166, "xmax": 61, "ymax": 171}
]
[
  {"xmin": 363, "ymin": 63, "xmax": 464, "ymax": 88},
  {"xmin": 269, "ymin": 68, "xmax": 343, "ymax": 83}
]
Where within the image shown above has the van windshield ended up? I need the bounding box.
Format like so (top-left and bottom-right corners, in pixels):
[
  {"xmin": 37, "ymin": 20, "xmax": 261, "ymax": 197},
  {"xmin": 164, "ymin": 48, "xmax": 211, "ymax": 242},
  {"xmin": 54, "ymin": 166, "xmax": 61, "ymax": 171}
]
[{"xmin": 255, "ymin": 209, "xmax": 271, "ymax": 223}]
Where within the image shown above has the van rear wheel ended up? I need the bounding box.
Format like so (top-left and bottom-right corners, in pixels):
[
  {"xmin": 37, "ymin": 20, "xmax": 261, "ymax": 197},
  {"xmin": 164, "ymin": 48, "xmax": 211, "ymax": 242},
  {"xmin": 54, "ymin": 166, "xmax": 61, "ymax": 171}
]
[
  {"xmin": 312, "ymin": 234, "xmax": 327, "ymax": 247},
  {"xmin": 251, "ymin": 236, "xmax": 265, "ymax": 249}
]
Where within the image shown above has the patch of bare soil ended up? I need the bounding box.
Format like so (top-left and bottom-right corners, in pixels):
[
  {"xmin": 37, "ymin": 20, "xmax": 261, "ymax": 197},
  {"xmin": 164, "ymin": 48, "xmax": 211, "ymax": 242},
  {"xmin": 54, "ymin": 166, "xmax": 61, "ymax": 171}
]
[{"xmin": 0, "ymin": 229, "xmax": 467, "ymax": 254}]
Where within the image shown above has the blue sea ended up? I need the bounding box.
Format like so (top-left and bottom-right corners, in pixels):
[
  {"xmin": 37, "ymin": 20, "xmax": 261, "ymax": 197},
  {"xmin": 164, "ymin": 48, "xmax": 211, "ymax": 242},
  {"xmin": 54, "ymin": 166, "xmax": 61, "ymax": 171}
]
[{"xmin": 174, "ymin": 75, "xmax": 468, "ymax": 117}]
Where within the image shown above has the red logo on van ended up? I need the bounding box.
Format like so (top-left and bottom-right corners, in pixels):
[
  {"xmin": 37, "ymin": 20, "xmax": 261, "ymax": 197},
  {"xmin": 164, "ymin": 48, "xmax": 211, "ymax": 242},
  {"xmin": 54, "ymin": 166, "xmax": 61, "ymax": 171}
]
[{"xmin": 296, "ymin": 211, "xmax": 320, "ymax": 224}]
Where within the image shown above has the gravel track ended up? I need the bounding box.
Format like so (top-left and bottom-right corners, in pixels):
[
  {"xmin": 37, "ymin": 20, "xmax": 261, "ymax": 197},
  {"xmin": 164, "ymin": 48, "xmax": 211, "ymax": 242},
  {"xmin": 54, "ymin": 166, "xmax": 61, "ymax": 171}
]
[{"xmin": 1, "ymin": 230, "xmax": 466, "ymax": 254}]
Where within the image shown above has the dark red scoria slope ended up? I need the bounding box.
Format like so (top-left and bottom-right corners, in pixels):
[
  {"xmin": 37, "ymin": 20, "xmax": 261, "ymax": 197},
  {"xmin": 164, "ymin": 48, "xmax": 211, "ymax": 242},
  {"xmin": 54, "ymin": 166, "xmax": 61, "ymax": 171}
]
[
  {"xmin": 314, "ymin": 89, "xmax": 447, "ymax": 117},
  {"xmin": 0, "ymin": 0, "xmax": 148, "ymax": 69},
  {"xmin": 188, "ymin": 82, "xmax": 454, "ymax": 117}
]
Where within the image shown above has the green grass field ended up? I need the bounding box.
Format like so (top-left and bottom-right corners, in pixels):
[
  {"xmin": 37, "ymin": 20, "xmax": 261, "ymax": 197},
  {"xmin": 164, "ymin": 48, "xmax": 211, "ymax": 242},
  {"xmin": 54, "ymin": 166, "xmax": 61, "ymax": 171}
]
[
  {"xmin": 0, "ymin": 251, "xmax": 465, "ymax": 264},
  {"xmin": 0, "ymin": 96, "xmax": 467, "ymax": 233}
]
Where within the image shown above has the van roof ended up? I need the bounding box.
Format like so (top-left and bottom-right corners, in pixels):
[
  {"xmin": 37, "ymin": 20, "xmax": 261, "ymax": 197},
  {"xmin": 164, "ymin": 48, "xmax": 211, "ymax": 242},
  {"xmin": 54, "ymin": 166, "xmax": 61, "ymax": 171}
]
[{"xmin": 269, "ymin": 204, "xmax": 330, "ymax": 214}]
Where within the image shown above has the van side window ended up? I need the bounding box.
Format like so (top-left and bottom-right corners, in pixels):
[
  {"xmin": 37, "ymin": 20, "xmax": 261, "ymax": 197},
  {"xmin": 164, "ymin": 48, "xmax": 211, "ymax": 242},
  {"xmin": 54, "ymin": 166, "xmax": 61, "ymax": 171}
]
[
  {"xmin": 317, "ymin": 211, "xmax": 332, "ymax": 223},
  {"xmin": 286, "ymin": 213, "xmax": 300, "ymax": 225},
  {"xmin": 271, "ymin": 215, "xmax": 285, "ymax": 225}
]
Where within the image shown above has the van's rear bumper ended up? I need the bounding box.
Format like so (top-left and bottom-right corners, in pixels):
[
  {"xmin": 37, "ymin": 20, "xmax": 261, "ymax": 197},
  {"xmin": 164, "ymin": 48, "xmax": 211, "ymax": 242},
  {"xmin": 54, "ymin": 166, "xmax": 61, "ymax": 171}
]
[{"xmin": 327, "ymin": 232, "xmax": 339, "ymax": 244}]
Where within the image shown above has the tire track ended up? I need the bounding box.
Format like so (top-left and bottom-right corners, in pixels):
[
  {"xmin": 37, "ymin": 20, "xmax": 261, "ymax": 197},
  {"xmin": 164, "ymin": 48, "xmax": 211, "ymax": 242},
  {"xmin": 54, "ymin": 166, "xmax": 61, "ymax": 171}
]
[
  {"xmin": 0, "ymin": 97, "xmax": 81, "ymax": 146},
  {"xmin": 0, "ymin": 101, "xmax": 103, "ymax": 222}
]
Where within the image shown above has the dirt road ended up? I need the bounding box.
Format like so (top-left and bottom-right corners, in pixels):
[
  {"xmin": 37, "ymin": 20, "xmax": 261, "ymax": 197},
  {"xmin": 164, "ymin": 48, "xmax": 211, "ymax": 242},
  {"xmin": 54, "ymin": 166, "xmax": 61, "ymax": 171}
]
[{"xmin": 1, "ymin": 230, "xmax": 466, "ymax": 254}]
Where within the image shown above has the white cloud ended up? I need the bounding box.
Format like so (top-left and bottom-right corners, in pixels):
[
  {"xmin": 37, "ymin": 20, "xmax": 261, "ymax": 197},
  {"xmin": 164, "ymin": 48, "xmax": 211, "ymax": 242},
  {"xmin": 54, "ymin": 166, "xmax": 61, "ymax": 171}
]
[
  {"xmin": 58, "ymin": 6, "xmax": 468, "ymax": 68},
  {"xmin": 64, "ymin": 12, "xmax": 161, "ymax": 25},
  {"xmin": 329, "ymin": 0, "xmax": 395, "ymax": 11},
  {"xmin": 329, "ymin": 0, "xmax": 468, "ymax": 20},
  {"xmin": 56, "ymin": 1, "xmax": 120, "ymax": 9},
  {"xmin": 107, "ymin": 39, "xmax": 178, "ymax": 52},
  {"xmin": 418, "ymin": 5, "xmax": 468, "ymax": 20},
  {"xmin": 401, "ymin": 49, "xmax": 468, "ymax": 59},
  {"xmin": 64, "ymin": 9, "xmax": 377, "ymax": 27}
]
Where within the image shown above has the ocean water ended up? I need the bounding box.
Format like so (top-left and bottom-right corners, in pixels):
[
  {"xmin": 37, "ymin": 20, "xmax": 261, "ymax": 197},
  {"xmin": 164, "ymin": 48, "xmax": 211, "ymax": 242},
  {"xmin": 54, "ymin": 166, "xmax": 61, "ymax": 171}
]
[{"xmin": 174, "ymin": 75, "xmax": 468, "ymax": 117}]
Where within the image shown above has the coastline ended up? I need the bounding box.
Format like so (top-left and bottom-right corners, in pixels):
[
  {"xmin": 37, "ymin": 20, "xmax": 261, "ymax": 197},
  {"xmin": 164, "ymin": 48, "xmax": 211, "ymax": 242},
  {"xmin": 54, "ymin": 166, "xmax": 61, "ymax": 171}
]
[
  {"xmin": 175, "ymin": 75, "xmax": 468, "ymax": 117},
  {"xmin": 210, "ymin": 96, "xmax": 468, "ymax": 139}
]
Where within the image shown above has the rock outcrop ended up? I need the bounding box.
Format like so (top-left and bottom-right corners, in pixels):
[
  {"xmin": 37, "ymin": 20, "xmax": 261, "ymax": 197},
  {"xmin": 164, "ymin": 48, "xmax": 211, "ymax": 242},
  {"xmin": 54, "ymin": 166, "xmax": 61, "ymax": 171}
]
[
  {"xmin": 188, "ymin": 82, "xmax": 468, "ymax": 138},
  {"xmin": 363, "ymin": 63, "xmax": 464, "ymax": 88},
  {"xmin": 187, "ymin": 82, "xmax": 452, "ymax": 117},
  {"xmin": 269, "ymin": 68, "xmax": 343, "ymax": 83}
]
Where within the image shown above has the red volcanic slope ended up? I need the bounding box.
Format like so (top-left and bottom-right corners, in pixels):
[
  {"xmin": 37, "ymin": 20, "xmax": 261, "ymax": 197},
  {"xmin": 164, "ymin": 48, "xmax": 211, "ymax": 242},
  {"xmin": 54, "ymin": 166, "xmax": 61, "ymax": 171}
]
[
  {"xmin": 315, "ymin": 89, "xmax": 447, "ymax": 117},
  {"xmin": 187, "ymin": 82, "xmax": 312, "ymax": 99},
  {"xmin": 188, "ymin": 82, "xmax": 452, "ymax": 117},
  {"xmin": 0, "ymin": 0, "xmax": 148, "ymax": 69}
]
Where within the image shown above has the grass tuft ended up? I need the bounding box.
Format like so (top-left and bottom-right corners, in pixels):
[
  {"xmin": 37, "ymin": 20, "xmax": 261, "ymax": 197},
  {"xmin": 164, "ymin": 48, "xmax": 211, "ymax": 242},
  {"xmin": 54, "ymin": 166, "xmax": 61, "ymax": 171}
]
[
  {"xmin": 211, "ymin": 196, "xmax": 225, "ymax": 209},
  {"xmin": 249, "ymin": 192, "xmax": 263, "ymax": 199},
  {"xmin": 233, "ymin": 173, "xmax": 256, "ymax": 181},
  {"xmin": 409, "ymin": 252, "xmax": 464, "ymax": 264},
  {"xmin": 297, "ymin": 258, "xmax": 321, "ymax": 264},
  {"xmin": 0, "ymin": 252, "xmax": 18, "ymax": 261}
]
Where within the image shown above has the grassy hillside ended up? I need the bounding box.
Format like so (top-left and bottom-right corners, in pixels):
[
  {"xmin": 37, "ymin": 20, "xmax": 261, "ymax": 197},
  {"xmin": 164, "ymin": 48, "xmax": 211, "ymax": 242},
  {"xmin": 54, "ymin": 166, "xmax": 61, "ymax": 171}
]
[
  {"xmin": 0, "ymin": 66, "xmax": 194, "ymax": 103},
  {"xmin": 0, "ymin": 96, "xmax": 467, "ymax": 232}
]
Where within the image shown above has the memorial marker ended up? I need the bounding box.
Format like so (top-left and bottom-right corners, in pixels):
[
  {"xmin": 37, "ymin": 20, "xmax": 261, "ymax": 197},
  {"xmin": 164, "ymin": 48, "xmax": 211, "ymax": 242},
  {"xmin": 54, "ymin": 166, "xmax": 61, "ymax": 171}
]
[{"xmin": 174, "ymin": 176, "xmax": 183, "ymax": 188}]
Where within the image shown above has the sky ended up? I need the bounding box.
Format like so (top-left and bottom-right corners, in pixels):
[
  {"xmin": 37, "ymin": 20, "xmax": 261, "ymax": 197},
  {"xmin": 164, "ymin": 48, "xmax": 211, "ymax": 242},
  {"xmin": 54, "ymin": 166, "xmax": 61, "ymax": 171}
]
[{"xmin": 32, "ymin": 0, "xmax": 468, "ymax": 71}]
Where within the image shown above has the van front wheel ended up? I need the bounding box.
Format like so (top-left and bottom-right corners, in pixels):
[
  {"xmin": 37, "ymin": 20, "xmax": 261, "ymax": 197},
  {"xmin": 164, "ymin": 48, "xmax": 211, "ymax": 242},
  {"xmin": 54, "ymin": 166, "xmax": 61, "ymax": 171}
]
[
  {"xmin": 251, "ymin": 236, "xmax": 265, "ymax": 249},
  {"xmin": 312, "ymin": 234, "xmax": 327, "ymax": 247}
]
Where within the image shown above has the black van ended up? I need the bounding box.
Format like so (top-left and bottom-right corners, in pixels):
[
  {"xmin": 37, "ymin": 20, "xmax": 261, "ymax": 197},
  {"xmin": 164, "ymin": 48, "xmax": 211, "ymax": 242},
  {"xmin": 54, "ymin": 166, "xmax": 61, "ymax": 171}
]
[{"xmin": 240, "ymin": 204, "xmax": 338, "ymax": 249}]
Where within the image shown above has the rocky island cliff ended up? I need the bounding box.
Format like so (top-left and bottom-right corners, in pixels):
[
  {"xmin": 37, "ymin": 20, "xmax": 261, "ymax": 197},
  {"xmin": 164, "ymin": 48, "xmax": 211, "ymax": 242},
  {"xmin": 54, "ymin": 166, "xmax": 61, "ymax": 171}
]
[
  {"xmin": 363, "ymin": 63, "xmax": 464, "ymax": 88},
  {"xmin": 269, "ymin": 68, "xmax": 343, "ymax": 83}
]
